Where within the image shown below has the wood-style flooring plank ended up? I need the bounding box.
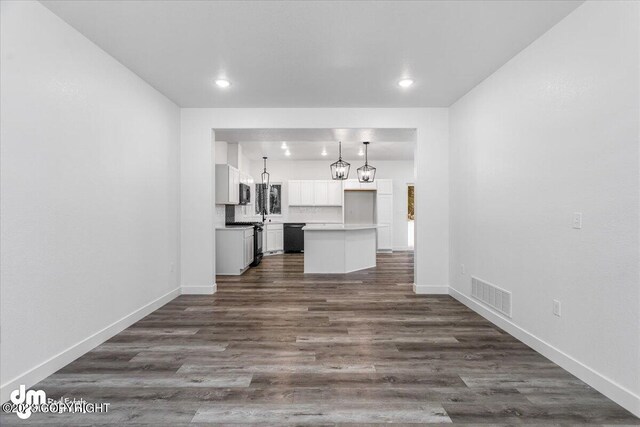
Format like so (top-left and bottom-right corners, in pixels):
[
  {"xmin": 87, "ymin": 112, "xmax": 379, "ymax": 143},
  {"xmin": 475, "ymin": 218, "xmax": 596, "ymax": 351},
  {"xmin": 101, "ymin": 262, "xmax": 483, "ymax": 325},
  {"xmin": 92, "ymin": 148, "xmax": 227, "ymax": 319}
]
[{"xmin": 2, "ymin": 251, "xmax": 638, "ymax": 426}]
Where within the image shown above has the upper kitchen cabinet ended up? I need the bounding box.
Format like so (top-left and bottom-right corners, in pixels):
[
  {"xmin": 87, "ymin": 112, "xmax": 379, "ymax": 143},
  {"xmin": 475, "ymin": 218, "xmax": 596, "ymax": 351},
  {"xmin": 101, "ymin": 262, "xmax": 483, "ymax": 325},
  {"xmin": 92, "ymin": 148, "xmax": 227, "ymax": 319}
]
[
  {"xmin": 344, "ymin": 179, "xmax": 377, "ymax": 191},
  {"xmin": 314, "ymin": 181, "xmax": 328, "ymax": 205},
  {"xmin": 288, "ymin": 180, "xmax": 303, "ymax": 206},
  {"xmin": 327, "ymin": 181, "xmax": 343, "ymax": 205},
  {"xmin": 215, "ymin": 164, "xmax": 240, "ymax": 204},
  {"xmin": 239, "ymin": 172, "xmax": 254, "ymax": 186},
  {"xmin": 288, "ymin": 180, "xmax": 342, "ymax": 206},
  {"xmin": 300, "ymin": 182, "xmax": 315, "ymax": 205}
]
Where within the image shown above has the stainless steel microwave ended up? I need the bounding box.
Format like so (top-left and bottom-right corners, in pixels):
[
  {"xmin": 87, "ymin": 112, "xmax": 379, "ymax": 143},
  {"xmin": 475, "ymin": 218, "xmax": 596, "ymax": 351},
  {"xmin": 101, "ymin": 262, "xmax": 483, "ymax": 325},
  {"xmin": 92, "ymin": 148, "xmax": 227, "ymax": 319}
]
[{"xmin": 238, "ymin": 183, "xmax": 250, "ymax": 205}]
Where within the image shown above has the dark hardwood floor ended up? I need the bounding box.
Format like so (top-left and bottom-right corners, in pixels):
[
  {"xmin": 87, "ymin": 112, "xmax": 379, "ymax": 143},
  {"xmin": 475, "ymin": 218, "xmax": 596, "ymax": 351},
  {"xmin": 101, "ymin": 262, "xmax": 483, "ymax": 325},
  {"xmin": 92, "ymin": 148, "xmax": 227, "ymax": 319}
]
[{"xmin": 4, "ymin": 252, "xmax": 638, "ymax": 425}]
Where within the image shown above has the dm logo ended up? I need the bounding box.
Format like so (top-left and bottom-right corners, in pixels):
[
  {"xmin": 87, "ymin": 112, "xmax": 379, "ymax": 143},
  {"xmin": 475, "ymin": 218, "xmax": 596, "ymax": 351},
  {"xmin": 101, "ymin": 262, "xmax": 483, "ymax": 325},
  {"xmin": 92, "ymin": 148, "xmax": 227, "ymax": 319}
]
[{"xmin": 10, "ymin": 385, "xmax": 46, "ymax": 419}]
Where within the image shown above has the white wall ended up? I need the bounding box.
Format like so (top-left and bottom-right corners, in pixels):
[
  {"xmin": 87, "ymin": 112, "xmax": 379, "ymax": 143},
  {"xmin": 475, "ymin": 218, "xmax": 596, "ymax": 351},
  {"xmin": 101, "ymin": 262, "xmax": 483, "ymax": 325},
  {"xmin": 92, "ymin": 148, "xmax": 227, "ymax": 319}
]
[
  {"xmin": 449, "ymin": 1, "xmax": 639, "ymax": 416},
  {"xmin": 0, "ymin": 1, "xmax": 181, "ymax": 402},
  {"xmin": 214, "ymin": 140, "xmax": 228, "ymax": 164},
  {"xmin": 181, "ymin": 108, "xmax": 449, "ymax": 294},
  {"xmin": 237, "ymin": 159, "xmax": 415, "ymax": 249}
]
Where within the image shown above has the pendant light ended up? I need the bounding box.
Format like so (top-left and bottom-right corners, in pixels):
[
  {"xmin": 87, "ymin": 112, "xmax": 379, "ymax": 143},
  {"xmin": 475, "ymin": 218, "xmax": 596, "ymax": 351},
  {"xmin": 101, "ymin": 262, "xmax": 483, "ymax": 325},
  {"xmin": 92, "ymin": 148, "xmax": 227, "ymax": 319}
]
[
  {"xmin": 330, "ymin": 141, "xmax": 350, "ymax": 180},
  {"xmin": 260, "ymin": 157, "xmax": 270, "ymax": 221},
  {"xmin": 261, "ymin": 156, "xmax": 270, "ymax": 188},
  {"xmin": 357, "ymin": 141, "xmax": 376, "ymax": 183}
]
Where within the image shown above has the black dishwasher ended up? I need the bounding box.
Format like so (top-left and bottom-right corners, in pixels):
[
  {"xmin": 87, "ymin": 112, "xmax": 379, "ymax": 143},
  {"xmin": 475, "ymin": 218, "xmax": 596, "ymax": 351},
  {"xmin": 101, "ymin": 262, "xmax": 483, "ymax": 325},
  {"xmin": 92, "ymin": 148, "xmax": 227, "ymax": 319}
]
[{"xmin": 283, "ymin": 223, "xmax": 306, "ymax": 253}]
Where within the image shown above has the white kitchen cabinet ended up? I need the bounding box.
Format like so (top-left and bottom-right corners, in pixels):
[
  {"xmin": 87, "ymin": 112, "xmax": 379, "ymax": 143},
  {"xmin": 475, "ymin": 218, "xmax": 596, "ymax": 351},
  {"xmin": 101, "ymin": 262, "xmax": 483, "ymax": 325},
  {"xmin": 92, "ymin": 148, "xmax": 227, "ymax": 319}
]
[
  {"xmin": 288, "ymin": 180, "xmax": 342, "ymax": 206},
  {"xmin": 360, "ymin": 181, "xmax": 377, "ymax": 191},
  {"xmin": 244, "ymin": 233, "xmax": 254, "ymax": 266},
  {"xmin": 288, "ymin": 180, "xmax": 301, "ymax": 206},
  {"xmin": 327, "ymin": 181, "xmax": 343, "ymax": 205},
  {"xmin": 314, "ymin": 181, "xmax": 328, "ymax": 205},
  {"xmin": 344, "ymin": 179, "xmax": 360, "ymax": 190},
  {"xmin": 215, "ymin": 164, "xmax": 240, "ymax": 205},
  {"xmin": 376, "ymin": 191, "xmax": 393, "ymax": 252},
  {"xmin": 216, "ymin": 227, "xmax": 253, "ymax": 275},
  {"xmin": 344, "ymin": 179, "xmax": 377, "ymax": 191},
  {"xmin": 239, "ymin": 172, "xmax": 254, "ymax": 186},
  {"xmin": 300, "ymin": 181, "xmax": 315, "ymax": 205},
  {"xmin": 265, "ymin": 223, "xmax": 283, "ymax": 253}
]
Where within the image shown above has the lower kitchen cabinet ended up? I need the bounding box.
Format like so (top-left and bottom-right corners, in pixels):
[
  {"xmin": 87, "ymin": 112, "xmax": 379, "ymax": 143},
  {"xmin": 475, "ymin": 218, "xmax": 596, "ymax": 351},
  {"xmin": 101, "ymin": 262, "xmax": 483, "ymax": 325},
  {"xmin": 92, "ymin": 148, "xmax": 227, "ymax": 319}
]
[
  {"xmin": 244, "ymin": 232, "xmax": 254, "ymax": 266},
  {"xmin": 265, "ymin": 223, "xmax": 283, "ymax": 253},
  {"xmin": 216, "ymin": 227, "xmax": 254, "ymax": 275}
]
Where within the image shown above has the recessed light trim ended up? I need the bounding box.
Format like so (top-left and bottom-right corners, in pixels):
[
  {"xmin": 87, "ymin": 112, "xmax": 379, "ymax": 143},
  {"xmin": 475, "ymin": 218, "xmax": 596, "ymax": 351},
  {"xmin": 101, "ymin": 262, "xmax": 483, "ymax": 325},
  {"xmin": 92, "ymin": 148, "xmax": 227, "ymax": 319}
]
[
  {"xmin": 321, "ymin": 149, "xmax": 327, "ymax": 156},
  {"xmin": 281, "ymin": 142, "xmax": 288, "ymax": 149},
  {"xmin": 284, "ymin": 150, "xmax": 291, "ymax": 157},
  {"xmin": 398, "ymin": 78, "xmax": 414, "ymax": 88},
  {"xmin": 215, "ymin": 79, "xmax": 231, "ymax": 88}
]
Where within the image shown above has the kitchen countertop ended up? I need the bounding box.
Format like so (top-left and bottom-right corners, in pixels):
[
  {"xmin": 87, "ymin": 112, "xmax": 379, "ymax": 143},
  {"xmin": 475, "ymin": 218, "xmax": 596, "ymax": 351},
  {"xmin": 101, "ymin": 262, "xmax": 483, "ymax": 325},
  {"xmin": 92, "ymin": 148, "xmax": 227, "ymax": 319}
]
[
  {"xmin": 302, "ymin": 224, "xmax": 385, "ymax": 231},
  {"xmin": 263, "ymin": 220, "xmax": 344, "ymax": 224},
  {"xmin": 215, "ymin": 226, "xmax": 253, "ymax": 230}
]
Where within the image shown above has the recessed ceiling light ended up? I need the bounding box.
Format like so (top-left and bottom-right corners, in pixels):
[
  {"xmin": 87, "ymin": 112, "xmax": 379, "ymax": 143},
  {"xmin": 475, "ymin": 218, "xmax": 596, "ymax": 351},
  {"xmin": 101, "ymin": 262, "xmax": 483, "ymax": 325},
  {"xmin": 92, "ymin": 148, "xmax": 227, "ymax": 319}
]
[
  {"xmin": 284, "ymin": 150, "xmax": 291, "ymax": 157},
  {"xmin": 321, "ymin": 149, "xmax": 327, "ymax": 156},
  {"xmin": 358, "ymin": 149, "xmax": 364, "ymax": 156},
  {"xmin": 215, "ymin": 79, "xmax": 231, "ymax": 88},
  {"xmin": 281, "ymin": 142, "xmax": 287, "ymax": 149},
  {"xmin": 398, "ymin": 78, "xmax": 414, "ymax": 88}
]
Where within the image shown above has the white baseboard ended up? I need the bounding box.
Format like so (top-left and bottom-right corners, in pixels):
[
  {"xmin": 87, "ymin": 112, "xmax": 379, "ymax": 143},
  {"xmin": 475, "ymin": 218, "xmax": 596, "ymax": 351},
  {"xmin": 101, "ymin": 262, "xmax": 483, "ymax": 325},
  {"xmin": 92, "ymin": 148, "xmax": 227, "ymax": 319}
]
[
  {"xmin": 181, "ymin": 283, "xmax": 217, "ymax": 295},
  {"xmin": 393, "ymin": 246, "xmax": 412, "ymax": 251},
  {"xmin": 413, "ymin": 283, "xmax": 449, "ymax": 294},
  {"xmin": 0, "ymin": 287, "xmax": 180, "ymax": 404},
  {"xmin": 448, "ymin": 287, "xmax": 640, "ymax": 418}
]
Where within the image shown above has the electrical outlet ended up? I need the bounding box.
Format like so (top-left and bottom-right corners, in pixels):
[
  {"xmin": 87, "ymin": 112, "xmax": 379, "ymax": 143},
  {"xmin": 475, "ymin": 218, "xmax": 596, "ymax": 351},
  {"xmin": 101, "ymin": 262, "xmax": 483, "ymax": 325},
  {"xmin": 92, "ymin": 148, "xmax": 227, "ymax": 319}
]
[
  {"xmin": 553, "ymin": 299, "xmax": 561, "ymax": 317},
  {"xmin": 460, "ymin": 264, "xmax": 466, "ymax": 275},
  {"xmin": 572, "ymin": 212, "xmax": 583, "ymax": 229}
]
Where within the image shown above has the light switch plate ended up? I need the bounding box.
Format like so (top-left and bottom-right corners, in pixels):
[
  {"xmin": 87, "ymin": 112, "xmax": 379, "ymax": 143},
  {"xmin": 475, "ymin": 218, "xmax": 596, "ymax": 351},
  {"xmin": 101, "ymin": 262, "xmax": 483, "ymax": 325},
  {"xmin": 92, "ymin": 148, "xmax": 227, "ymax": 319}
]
[
  {"xmin": 553, "ymin": 299, "xmax": 561, "ymax": 316},
  {"xmin": 572, "ymin": 212, "xmax": 583, "ymax": 229}
]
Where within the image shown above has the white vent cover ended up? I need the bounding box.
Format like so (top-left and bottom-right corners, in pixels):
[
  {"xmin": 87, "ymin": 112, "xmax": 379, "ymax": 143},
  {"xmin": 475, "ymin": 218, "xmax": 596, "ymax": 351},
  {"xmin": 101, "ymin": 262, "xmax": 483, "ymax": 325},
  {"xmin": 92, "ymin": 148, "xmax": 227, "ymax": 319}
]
[{"xmin": 471, "ymin": 276, "xmax": 512, "ymax": 318}]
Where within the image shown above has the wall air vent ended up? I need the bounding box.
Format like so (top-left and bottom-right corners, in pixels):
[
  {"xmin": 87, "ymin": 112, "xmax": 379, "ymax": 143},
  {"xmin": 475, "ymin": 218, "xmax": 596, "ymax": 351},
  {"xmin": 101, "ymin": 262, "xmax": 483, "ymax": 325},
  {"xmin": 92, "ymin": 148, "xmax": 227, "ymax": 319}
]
[{"xmin": 471, "ymin": 276, "xmax": 512, "ymax": 318}]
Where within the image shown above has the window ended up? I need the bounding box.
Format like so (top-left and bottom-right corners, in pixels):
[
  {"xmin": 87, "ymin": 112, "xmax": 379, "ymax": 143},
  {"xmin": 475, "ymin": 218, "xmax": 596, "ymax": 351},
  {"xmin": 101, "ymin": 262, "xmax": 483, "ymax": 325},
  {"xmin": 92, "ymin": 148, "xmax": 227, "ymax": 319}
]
[
  {"xmin": 407, "ymin": 184, "xmax": 415, "ymax": 249},
  {"xmin": 269, "ymin": 184, "xmax": 282, "ymax": 215},
  {"xmin": 407, "ymin": 185, "xmax": 415, "ymax": 220},
  {"xmin": 255, "ymin": 184, "xmax": 266, "ymax": 215},
  {"xmin": 255, "ymin": 183, "xmax": 282, "ymax": 215}
]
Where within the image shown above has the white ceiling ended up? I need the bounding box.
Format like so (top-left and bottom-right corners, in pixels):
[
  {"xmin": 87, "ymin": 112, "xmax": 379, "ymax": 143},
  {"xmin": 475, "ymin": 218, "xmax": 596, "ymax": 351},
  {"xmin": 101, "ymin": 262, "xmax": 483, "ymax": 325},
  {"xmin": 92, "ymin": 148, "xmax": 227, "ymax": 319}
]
[
  {"xmin": 216, "ymin": 128, "xmax": 416, "ymax": 161},
  {"xmin": 42, "ymin": 0, "xmax": 582, "ymax": 108}
]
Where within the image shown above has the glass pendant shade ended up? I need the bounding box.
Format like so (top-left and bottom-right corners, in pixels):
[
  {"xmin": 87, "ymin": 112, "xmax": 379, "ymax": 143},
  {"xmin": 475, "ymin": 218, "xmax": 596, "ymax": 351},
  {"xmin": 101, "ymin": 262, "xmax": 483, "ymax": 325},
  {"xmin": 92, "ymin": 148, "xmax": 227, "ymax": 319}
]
[
  {"xmin": 330, "ymin": 141, "xmax": 350, "ymax": 180},
  {"xmin": 261, "ymin": 156, "xmax": 270, "ymax": 188},
  {"xmin": 357, "ymin": 141, "xmax": 376, "ymax": 183},
  {"xmin": 260, "ymin": 157, "xmax": 270, "ymax": 219}
]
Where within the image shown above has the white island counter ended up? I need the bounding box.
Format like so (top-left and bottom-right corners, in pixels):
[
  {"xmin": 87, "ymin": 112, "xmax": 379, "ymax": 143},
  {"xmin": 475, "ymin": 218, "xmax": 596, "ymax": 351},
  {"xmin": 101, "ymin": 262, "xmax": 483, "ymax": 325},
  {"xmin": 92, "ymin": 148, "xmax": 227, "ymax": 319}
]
[{"xmin": 303, "ymin": 224, "xmax": 381, "ymax": 274}]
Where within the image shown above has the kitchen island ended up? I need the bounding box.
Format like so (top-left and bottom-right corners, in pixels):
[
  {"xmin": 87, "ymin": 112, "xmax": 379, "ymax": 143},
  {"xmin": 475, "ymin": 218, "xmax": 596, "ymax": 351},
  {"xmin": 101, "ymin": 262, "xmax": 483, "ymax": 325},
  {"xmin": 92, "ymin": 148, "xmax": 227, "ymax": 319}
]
[{"xmin": 302, "ymin": 224, "xmax": 380, "ymax": 273}]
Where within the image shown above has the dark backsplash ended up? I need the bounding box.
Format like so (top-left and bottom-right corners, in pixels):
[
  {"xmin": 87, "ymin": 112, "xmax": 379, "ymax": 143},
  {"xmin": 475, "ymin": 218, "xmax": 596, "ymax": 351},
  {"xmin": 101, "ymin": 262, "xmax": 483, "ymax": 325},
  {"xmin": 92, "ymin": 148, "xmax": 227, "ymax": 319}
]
[{"xmin": 225, "ymin": 205, "xmax": 235, "ymax": 224}]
